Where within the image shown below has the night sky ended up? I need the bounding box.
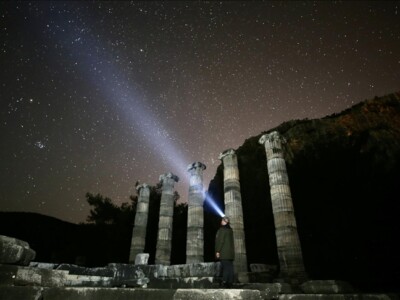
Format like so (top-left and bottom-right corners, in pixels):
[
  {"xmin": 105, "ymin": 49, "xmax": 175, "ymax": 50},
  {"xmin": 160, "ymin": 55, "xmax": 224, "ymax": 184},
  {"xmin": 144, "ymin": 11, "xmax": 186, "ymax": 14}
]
[{"xmin": 1, "ymin": 1, "xmax": 399, "ymax": 224}]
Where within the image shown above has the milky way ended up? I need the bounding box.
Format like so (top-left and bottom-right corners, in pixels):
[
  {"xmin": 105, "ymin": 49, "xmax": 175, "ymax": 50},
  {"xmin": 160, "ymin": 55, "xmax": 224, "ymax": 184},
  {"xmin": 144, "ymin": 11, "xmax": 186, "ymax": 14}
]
[{"xmin": 1, "ymin": 1, "xmax": 399, "ymax": 223}]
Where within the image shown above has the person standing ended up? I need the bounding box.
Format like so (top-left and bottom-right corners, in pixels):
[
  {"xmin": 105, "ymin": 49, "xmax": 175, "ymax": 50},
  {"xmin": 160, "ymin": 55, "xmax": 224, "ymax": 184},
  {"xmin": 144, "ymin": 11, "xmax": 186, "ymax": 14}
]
[{"xmin": 215, "ymin": 216, "xmax": 235, "ymax": 288}]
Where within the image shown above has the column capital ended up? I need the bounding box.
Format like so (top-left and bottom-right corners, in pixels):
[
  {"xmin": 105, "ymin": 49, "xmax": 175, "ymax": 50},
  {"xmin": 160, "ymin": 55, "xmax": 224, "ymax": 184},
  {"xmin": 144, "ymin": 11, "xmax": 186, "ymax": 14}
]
[
  {"xmin": 218, "ymin": 148, "xmax": 236, "ymax": 160},
  {"xmin": 159, "ymin": 172, "xmax": 179, "ymax": 183},
  {"xmin": 259, "ymin": 131, "xmax": 286, "ymax": 145},
  {"xmin": 136, "ymin": 183, "xmax": 149, "ymax": 192},
  {"xmin": 187, "ymin": 161, "xmax": 206, "ymax": 172}
]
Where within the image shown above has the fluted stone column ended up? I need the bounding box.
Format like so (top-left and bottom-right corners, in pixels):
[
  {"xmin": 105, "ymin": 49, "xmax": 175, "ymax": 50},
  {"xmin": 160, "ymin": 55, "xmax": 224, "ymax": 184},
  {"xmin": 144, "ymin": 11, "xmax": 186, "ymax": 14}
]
[
  {"xmin": 186, "ymin": 162, "xmax": 206, "ymax": 263},
  {"xmin": 129, "ymin": 183, "xmax": 150, "ymax": 263},
  {"xmin": 155, "ymin": 172, "xmax": 179, "ymax": 265},
  {"xmin": 259, "ymin": 131, "xmax": 307, "ymax": 283},
  {"xmin": 219, "ymin": 149, "xmax": 248, "ymax": 273}
]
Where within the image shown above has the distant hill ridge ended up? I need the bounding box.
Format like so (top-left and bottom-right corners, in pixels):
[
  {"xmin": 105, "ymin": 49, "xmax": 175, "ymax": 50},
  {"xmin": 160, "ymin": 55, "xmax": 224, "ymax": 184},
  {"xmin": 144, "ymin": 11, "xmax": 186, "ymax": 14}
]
[{"xmin": 276, "ymin": 91, "xmax": 400, "ymax": 163}]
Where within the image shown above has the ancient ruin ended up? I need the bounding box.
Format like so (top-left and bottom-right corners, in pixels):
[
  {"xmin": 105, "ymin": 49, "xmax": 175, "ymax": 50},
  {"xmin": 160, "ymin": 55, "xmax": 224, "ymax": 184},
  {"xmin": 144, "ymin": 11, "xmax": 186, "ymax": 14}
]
[
  {"xmin": 259, "ymin": 131, "xmax": 307, "ymax": 284},
  {"xmin": 219, "ymin": 149, "xmax": 248, "ymax": 273},
  {"xmin": 129, "ymin": 183, "xmax": 150, "ymax": 263},
  {"xmin": 1, "ymin": 127, "xmax": 397, "ymax": 299},
  {"xmin": 155, "ymin": 172, "xmax": 179, "ymax": 265},
  {"xmin": 186, "ymin": 162, "xmax": 207, "ymax": 263}
]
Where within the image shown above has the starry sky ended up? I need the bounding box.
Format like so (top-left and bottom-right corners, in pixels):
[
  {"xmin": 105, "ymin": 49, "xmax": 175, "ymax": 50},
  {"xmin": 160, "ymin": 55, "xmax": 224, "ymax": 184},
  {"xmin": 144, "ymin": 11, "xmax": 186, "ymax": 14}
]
[{"xmin": 1, "ymin": 1, "xmax": 399, "ymax": 224}]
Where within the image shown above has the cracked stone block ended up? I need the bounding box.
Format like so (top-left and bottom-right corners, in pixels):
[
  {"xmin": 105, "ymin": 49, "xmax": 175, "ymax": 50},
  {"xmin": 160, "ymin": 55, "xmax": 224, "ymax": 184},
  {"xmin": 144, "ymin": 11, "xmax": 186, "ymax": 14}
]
[{"xmin": 0, "ymin": 235, "xmax": 36, "ymax": 266}]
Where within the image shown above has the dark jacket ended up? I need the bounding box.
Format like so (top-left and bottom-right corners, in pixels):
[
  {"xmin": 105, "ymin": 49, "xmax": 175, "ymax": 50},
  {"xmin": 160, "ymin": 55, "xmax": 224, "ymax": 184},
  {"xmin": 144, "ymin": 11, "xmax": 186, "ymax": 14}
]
[{"xmin": 215, "ymin": 224, "xmax": 235, "ymax": 260}]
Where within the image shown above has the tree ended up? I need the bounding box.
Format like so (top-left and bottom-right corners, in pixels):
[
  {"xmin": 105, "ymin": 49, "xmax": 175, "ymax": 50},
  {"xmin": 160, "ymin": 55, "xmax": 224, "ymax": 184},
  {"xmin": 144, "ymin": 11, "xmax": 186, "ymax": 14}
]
[{"xmin": 85, "ymin": 192, "xmax": 137, "ymax": 226}]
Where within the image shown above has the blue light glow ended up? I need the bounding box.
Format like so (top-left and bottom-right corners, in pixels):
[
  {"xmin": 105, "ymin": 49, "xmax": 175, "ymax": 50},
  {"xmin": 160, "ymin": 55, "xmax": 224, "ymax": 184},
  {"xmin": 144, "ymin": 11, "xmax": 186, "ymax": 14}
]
[{"xmin": 204, "ymin": 191, "xmax": 224, "ymax": 217}]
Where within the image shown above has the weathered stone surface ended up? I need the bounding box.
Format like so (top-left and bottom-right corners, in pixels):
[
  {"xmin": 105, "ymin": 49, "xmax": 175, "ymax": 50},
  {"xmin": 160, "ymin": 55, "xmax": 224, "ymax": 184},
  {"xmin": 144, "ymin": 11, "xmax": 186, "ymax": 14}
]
[
  {"xmin": 135, "ymin": 253, "xmax": 150, "ymax": 265},
  {"xmin": 0, "ymin": 286, "xmax": 43, "ymax": 300},
  {"xmin": 42, "ymin": 287, "xmax": 177, "ymax": 300},
  {"xmin": 259, "ymin": 132, "xmax": 307, "ymax": 283},
  {"xmin": 187, "ymin": 162, "xmax": 206, "ymax": 264},
  {"xmin": 238, "ymin": 282, "xmax": 292, "ymax": 299},
  {"xmin": 278, "ymin": 294, "xmax": 399, "ymax": 300},
  {"xmin": 147, "ymin": 277, "xmax": 215, "ymax": 289},
  {"xmin": 15, "ymin": 266, "xmax": 68, "ymax": 287},
  {"xmin": 250, "ymin": 264, "xmax": 278, "ymax": 274},
  {"xmin": 174, "ymin": 289, "xmax": 263, "ymax": 300},
  {"xmin": 129, "ymin": 184, "xmax": 150, "ymax": 263},
  {"xmin": 0, "ymin": 264, "xmax": 117, "ymax": 288},
  {"xmin": 56, "ymin": 264, "xmax": 114, "ymax": 277},
  {"xmin": 156, "ymin": 173, "xmax": 179, "ymax": 265},
  {"xmin": 29, "ymin": 262, "xmax": 58, "ymax": 269},
  {"xmin": 237, "ymin": 272, "xmax": 250, "ymax": 283},
  {"xmin": 187, "ymin": 262, "xmax": 219, "ymax": 277},
  {"xmin": 0, "ymin": 286, "xmax": 397, "ymax": 300},
  {"xmin": 64, "ymin": 274, "xmax": 114, "ymax": 287},
  {"xmin": 247, "ymin": 272, "xmax": 274, "ymax": 283},
  {"xmin": 108, "ymin": 263, "xmax": 219, "ymax": 288},
  {"xmin": 300, "ymin": 280, "xmax": 354, "ymax": 294},
  {"xmin": 0, "ymin": 264, "xmax": 19, "ymax": 286},
  {"xmin": 107, "ymin": 263, "xmax": 150, "ymax": 287},
  {"xmin": 0, "ymin": 264, "xmax": 68, "ymax": 287},
  {"xmin": 0, "ymin": 235, "xmax": 36, "ymax": 266},
  {"xmin": 219, "ymin": 149, "xmax": 248, "ymax": 273}
]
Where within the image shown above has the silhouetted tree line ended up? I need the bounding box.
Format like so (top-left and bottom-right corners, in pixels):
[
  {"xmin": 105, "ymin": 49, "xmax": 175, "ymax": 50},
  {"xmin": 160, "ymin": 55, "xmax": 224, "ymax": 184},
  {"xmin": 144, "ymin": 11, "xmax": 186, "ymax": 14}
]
[{"xmin": 83, "ymin": 181, "xmax": 186, "ymax": 265}]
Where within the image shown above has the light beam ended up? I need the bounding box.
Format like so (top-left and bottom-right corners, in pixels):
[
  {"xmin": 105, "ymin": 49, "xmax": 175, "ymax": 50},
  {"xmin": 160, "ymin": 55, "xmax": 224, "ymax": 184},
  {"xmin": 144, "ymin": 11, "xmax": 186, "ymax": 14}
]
[{"xmin": 204, "ymin": 191, "xmax": 224, "ymax": 217}]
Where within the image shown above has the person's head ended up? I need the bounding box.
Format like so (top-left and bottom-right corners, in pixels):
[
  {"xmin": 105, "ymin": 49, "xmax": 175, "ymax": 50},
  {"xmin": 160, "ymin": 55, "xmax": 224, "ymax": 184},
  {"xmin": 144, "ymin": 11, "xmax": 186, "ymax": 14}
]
[{"xmin": 221, "ymin": 216, "xmax": 229, "ymax": 225}]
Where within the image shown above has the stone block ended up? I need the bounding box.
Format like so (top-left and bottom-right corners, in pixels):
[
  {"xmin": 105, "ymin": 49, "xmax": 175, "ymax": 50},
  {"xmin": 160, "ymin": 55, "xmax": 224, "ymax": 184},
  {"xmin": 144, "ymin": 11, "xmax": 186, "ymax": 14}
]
[
  {"xmin": 146, "ymin": 277, "xmax": 215, "ymax": 289},
  {"xmin": 247, "ymin": 272, "xmax": 273, "ymax": 283},
  {"xmin": 237, "ymin": 272, "xmax": 250, "ymax": 283},
  {"xmin": 15, "ymin": 266, "xmax": 69, "ymax": 287},
  {"xmin": 42, "ymin": 287, "xmax": 176, "ymax": 300},
  {"xmin": 0, "ymin": 264, "xmax": 68, "ymax": 287},
  {"xmin": 57, "ymin": 263, "xmax": 114, "ymax": 277},
  {"xmin": 65, "ymin": 274, "xmax": 114, "ymax": 287},
  {"xmin": 300, "ymin": 280, "xmax": 354, "ymax": 294},
  {"xmin": 250, "ymin": 264, "xmax": 278, "ymax": 274},
  {"xmin": 106, "ymin": 263, "xmax": 150, "ymax": 287},
  {"xmin": 174, "ymin": 288, "xmax": 263, "ymax": 300},
  {"xmin": 261, "ymin": 283, "xmax": 293, "ymax": 299},
  {"xmin": 0, "ymin": 264, "xmax": 19, "ymax": 286},
  {"xmin": 0, "ymin": 235, "xmax": 36, "ymax": 265},
  {"xmin": 188, "ymin": 262, "xmax": 218, "ymax": 277},
  {"xmin": 152, "ymin": 264, "xmax": 168, "ymax": 277},
  {"xmin": 135, "ymin": 253, "xmax": 149, "ymax": 265},
  {"xmin": 0, "ymin": 286, "xmax": 43, "ymax": 300},
  {"xmin": 175, "ymin": 265, "xmax": 186, "ymax": 277},
  {"xmin": 278, "ymin": 295, "xmax": 399, "ymax": 300},
  {"xmin": 29, "ymin": 262, "xmax": 58, "ymax": 269}
]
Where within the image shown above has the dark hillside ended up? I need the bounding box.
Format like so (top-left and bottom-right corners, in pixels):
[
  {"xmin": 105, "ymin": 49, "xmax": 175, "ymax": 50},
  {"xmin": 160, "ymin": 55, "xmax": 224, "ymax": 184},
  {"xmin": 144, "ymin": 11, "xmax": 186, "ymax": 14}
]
[
  {"xmin": 0, "ymin": 212, "xmax": 132, "ymax": 266},
  {"xmin": 206, "ymin": 92, "xmax": 400, "ymax": 292}
]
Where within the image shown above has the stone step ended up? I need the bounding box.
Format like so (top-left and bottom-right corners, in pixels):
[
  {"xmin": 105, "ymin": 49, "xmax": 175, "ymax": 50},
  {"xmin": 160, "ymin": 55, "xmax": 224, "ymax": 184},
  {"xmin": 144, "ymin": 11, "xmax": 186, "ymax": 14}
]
[
  {"xmin": 0, "ymin": 286, "xmax": 263, "ymax": 300},
  {"xmin": 278, "ymin": 295, "xmax": 398, "ymax": 300},
  {"xmin": 0, "ymin": 286, "xmax": 397, "ymax": 300}
]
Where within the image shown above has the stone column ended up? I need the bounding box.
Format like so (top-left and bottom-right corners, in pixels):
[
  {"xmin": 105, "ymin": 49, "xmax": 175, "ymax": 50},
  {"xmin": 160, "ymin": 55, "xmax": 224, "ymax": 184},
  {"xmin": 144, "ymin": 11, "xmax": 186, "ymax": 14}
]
[
  {"xmin": 186, "ymin": 162, "xmax": 206, "ymax": 263},
  {"xmin": 155, "ymin": 172, "xmax": 179, "ymax": 265},
  {"xmin": 218, "ymin": 149, "xmax": 248, "ymax": 273},
  {"xmin": 259, "ymin": 131, "xmax": 307, "ymax": 283},
  {"xmin": 129, "ymin": 183, "xmax": 150, "ymax": 263}
]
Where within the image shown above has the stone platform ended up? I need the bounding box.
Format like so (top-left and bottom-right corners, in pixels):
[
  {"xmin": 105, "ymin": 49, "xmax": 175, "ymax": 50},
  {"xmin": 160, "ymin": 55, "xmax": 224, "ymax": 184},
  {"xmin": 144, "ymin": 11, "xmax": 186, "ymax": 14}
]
[
  {"xmin": 0, "ymin": 236, "xmax": 398, "ymax": 299},
  {"xmin": 0, "ymin": 263, "xmax": 398, "ymax": 300},
  {"xmin": 0, "ymin": 286, "xmax": 398, "ymax": 300}
]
